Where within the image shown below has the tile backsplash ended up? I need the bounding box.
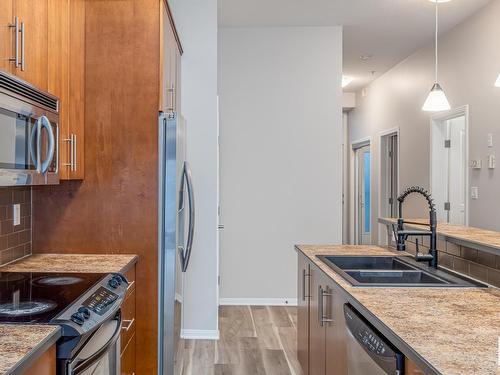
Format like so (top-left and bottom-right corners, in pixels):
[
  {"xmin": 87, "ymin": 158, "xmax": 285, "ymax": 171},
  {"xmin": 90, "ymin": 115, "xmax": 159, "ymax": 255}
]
[{"xmin": 0, "ymin": 187, "xmax": 31, "ymax": 266}]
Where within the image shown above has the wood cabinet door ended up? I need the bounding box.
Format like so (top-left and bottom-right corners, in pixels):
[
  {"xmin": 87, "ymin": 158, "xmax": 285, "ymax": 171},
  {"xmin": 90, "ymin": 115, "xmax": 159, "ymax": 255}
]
[
  {"xmin": 121, "ymin": 333, "xmax": 136, "ymax": 375},
  {"xmin": 325, "ymin": 282, "xmax": 347, "ymax": 375},
  {"xmin": 13, "ymin": 0, "xmax": 48, "ymax": 90},
  {"xmin": 160, "ymin": 0, "xmax": 178, "ymax": 113},
  {"xmin": 297, "ymin": 253, "xmax": 310, "ymax": 375},
  {"xmin": 0, "ymin": 0, "xmax": 14, "ymax": 74},
  {"xmin": 309, "ymin": 263, "xmax": 326, "ymax": 375}
]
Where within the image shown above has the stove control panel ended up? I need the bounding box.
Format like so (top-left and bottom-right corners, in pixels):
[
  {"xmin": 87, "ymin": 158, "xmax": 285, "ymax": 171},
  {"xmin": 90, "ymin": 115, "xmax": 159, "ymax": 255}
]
[{"xmin": 56, "ymin": 273, "xmax": 128, "ymax": 332}]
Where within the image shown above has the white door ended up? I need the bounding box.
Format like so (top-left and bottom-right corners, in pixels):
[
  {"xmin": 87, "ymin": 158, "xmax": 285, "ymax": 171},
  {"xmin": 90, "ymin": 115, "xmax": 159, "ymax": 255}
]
[
  {"xmin": 431, "ymin": 114, "xmax": 467, "ymax": 225},
  {"xmin": 355, "ymin": 145, "xmax": 371, "ymax": 244}
]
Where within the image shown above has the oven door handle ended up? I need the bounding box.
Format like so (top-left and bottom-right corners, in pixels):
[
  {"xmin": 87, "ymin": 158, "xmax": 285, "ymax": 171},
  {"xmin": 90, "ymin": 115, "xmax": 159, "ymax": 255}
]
[{"xmin": 71, "ymin": 312, "xmax": 122, "ymax": 375}]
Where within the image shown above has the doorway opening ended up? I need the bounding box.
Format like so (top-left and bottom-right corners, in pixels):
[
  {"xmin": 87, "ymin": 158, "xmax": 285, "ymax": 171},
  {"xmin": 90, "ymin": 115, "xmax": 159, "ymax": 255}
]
[
  {"xmin": 430, "ymin": 106, "xmax": 469, "ymax": 225},
  {"xmin": 379, "ymin": 129, "xmax": 399, "ymax": 245},
  {"xmin": 353, "ymin": 140, "xmax": 371, "ymax": 244}
]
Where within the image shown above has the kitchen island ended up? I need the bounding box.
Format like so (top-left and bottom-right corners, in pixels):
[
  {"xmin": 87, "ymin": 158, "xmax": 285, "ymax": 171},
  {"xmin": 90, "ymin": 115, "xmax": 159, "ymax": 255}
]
[
  {"xmin": 296, "ymin": 244, "xmax": 500, "ymax": 375},
  {"xmin": 0, "ymin": 253, "xmax": 137, "ymax": 375}
]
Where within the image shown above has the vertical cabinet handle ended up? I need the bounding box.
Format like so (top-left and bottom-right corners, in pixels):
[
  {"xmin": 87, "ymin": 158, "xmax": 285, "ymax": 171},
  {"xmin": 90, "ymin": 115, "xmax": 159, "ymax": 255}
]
[
  {"xmin": 9, "ymin": 17, "xmax": 19, "ymax": 66},
  {"xmin": 167, "ymin": 85, "xmax": 175, "ymax": 112},
  {"xmin": 63, "ymin": 134, "xmax": 76, "ymax": 171},
  {"xmin": 302, "ymin": 268, "xmax": 310, "ymax": 301},
  {"xmin": 20, "ymin": 21, "xmax": 25, "ymax": 71},
  {"xmin": 319, "ymin": 286, "xmax": 333, "ymax": 327}
]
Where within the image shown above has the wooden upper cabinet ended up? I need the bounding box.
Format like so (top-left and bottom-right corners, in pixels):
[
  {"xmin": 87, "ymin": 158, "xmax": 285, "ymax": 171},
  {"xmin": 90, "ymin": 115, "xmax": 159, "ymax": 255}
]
[
  {"xmin": 12, "ymin": 0, "xmax": 49, "ymax": 90},
  {"xmin": 47, "ymin": 0, "xmax": 85, "ymax": 180},
  {"xmin": 160, "ymin": 0, "xmax": 181, "ymax": 113},
  {"xmin": 0, "ymin": 1, "xmax": 14, "ymax": 74}
]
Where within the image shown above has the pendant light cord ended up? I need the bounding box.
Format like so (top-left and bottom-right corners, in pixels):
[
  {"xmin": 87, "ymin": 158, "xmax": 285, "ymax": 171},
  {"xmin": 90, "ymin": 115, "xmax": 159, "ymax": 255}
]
[{"xmin": 435, "ymin": 1, "xmax": 438, "ymax": 83}]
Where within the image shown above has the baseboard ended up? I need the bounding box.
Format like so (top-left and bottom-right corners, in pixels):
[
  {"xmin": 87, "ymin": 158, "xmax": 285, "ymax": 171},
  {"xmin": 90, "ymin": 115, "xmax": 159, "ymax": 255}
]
[
  {"xmin": 180, "ymin": 329, "xmax": 220, "ymax": 340},
  {"xmin": 219, "ymin": 298, "xmax": 298, "ymax": 306}
]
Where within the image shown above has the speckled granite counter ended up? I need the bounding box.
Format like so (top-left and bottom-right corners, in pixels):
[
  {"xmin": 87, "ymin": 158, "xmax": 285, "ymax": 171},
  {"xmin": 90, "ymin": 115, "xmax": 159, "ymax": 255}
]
[
  {"xmin": 296, "ymin": 245, "xmax": 500, "ymax": 375},
  {"xmin": 0, "ymin": 253, "xmax": 137, "ymax": 375},
  {"xmin": 0, "ymin": 325, "xmax": 60, "ymax": 375},
  {"xmin": 379, "ymin": 217, "xmax": 500, "ymax": 255},
  {"xmin": 0, "ymin": 253, "xmax": 138, "ymax": 273}
]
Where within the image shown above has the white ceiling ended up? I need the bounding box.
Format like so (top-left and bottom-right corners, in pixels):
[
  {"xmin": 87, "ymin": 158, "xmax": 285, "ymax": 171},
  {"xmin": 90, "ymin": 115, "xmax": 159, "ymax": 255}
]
[{"xmin": 218, "ymin": 0, "xmax": 492, "ymax": 92}]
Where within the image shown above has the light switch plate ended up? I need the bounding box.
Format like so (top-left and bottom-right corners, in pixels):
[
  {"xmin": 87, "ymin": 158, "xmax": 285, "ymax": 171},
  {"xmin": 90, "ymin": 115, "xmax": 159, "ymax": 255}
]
[
  {"xmin": 470, "ymin": 159, "xmax": 482, "ymax": 169},
  {"xmin": 471, "ymin": 187, "xmax": 479, "ymax": 200},
  {"xmin": 488, "ymin": 154, "xmax": 496, "ymax": 169},
  {"xmin": 13, "ymin": 204, "xmax": 20, "ymax": 226}
]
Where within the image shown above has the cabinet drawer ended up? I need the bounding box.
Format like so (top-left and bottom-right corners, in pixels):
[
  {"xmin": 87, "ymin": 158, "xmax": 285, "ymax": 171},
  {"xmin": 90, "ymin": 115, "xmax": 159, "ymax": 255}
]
[
  {"xmin": 121, "ymin": 287, "xmax": 136, "ymax": 353},
  {"xmin": 121, "ymin": 333, "xmax": 136, "ymax": 375},
  {"xmin": 124, "ymin": 266, "xmax": 136, "ymax": 297}
]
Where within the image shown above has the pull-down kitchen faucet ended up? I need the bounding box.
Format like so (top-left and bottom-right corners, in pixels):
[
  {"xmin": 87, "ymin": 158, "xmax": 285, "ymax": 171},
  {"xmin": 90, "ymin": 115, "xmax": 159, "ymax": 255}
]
[{"xmin": 392, "ymin": 186, "xmax": 438, "ymax": 268}]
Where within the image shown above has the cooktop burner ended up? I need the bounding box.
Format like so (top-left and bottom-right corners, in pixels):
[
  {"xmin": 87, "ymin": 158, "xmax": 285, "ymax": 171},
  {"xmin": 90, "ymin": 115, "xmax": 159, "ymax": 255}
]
[{"xmin": 0, "ymin": 271, "xmax": 105, "ymax": 323}]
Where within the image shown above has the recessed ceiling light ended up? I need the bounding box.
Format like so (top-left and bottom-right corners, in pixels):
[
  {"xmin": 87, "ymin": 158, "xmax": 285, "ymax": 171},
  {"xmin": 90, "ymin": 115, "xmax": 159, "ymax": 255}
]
[
  {"xmin": 428, "ymin": 0, "xmax": 452, "ymax": 3},
  {"xmin": 359, "ymin": 54, "xmax": 373, "ymax": 61},
  {"xmin": 342, "ymin": 75, "xmax": 354, "ymax": 88}
]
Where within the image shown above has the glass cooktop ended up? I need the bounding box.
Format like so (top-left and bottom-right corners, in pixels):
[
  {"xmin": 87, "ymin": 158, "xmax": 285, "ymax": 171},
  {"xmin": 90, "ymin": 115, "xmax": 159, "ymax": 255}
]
[{"xmin": 0, "ymin": 272, "xmax": 105, "ymax": 323}]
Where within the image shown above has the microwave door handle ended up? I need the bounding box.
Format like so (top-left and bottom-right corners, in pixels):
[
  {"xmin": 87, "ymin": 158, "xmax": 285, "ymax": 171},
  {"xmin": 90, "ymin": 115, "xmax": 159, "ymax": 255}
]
[
  {"xmin": 39, "ymin": 116, "xmax": 55, "ymax": 173},
  {"xmin": 29, "ymin": 117, "xmax": 42, "ymax": 173},
  {"xmin": 182, "ymin": 161, "xmax": 195, "ymax": 272}
]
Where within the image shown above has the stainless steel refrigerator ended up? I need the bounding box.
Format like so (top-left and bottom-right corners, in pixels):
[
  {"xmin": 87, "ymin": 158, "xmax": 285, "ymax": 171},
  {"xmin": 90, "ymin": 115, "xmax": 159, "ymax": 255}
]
[{"xmin": 158, "ymin": 112, "xmax": 195, "ymax": 375}]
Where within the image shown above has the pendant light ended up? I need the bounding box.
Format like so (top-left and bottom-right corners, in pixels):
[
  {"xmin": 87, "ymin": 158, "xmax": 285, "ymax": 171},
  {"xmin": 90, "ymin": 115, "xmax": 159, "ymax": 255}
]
[
  {"xmin": 495, "ymin": 74, "xmax": 500, "ymax": 87},
  {"xmin": 422, "ymin": 1, "xmax": 451, "ymax": 112}
]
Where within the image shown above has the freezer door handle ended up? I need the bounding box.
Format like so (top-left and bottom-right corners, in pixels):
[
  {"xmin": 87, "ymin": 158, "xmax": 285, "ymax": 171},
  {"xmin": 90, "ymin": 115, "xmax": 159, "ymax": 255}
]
[{"xmin": 179, "ymin": 161, "xmax": 195, "ymax": 272}]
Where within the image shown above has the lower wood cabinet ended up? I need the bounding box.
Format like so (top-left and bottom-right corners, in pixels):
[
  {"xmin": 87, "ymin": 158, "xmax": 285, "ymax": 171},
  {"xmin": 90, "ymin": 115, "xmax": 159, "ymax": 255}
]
[
  {"xmin": 23, "ymin": 344, "xmax": 56, "ymax": 375},
  {"xmin": 297, "ymin": 253, "xmax": 348, "ymax": 375},
  {"xmin": 121, "ymin": 265, "xmax": 136, "ymax": 375}
]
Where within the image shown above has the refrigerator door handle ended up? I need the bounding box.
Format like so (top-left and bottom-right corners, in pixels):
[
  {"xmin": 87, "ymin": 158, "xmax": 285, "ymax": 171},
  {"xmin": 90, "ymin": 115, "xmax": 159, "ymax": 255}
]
[{"xmin": 181, "ymin": 161, "xmax": 195, "ymax": 272}]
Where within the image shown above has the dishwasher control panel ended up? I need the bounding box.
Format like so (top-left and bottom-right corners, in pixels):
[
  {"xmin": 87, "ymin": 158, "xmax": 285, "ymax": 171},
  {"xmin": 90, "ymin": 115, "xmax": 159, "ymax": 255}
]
[{"xmin": 344, "ymin": 304, "xmax": 404, "ymax": 374}]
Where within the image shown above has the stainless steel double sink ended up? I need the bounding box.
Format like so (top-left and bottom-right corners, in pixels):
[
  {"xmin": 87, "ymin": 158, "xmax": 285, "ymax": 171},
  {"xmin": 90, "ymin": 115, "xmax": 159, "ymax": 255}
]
[{"xmin": 317, "ymin": 255, "xmax": 486, "ymax": 287}]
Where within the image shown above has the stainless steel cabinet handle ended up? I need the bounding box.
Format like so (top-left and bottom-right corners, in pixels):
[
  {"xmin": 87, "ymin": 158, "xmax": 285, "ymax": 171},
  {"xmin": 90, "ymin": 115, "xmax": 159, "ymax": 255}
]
[
  {"xmin": 167, "ymin": 85, "xmax": 174, "ymax": 112},
  {"xmin": 20, "ymin": 21, "xmax": 25, "ymax": 71},
  {"xmin": 321, "ymin": 288, "xmax": 333, "ymax": 326},
  {"xmin": 63, "ymin": 134, "xmax": 76, "ymax": 171},
  {"xmin": 9, "ymin": 17, "xmax": 19, "ymax": 66},
  {"xmin": 318, "ymin": 286, "xmax": 324, "ymax": 325},
  {"xmin": 126, "ymin": 280, "xmax": 135, "ymax": 291},
  {"xmin": 302, "ymin": 268, "xmax": 310, "ymax": 301},
  {"xmin": 121, "ymin": 318, "xmax": 135, "ymax": 332}
]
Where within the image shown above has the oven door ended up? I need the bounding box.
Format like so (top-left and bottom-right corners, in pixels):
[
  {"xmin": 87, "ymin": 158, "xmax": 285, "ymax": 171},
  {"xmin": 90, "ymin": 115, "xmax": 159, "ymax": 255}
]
[
  {"xmin": 0, "ymin": 106, "xmax": 59, "ymax": 186},
  {"xmin": 67, "ymin": 313, "xmax": 121, "ymax": 375}
]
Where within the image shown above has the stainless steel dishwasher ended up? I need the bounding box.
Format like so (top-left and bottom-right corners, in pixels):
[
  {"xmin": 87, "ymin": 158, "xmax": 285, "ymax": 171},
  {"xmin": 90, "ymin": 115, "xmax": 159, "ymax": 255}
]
[{"xmin": 344, "ymin": 304, "xmax": 404, "ymax": 375}]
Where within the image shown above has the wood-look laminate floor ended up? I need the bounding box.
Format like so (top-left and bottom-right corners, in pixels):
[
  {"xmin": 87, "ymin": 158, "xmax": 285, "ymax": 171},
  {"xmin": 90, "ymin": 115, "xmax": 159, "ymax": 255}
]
[{"xmin": 176, "ymin": 306, "xmax": 303, "ymax": 375}]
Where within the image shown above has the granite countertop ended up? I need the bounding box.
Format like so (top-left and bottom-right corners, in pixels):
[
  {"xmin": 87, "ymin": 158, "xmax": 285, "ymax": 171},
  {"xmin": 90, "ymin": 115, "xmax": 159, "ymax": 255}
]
[
  {"xmin": 296, "ymin": 244, "xmax": 500, "ymax": 375},
  {"xmin": 0, "ymin": 253, "xmax": 138, "ymax": 273},
  {"xmin": 0, "ymin": 253, "xmax": 138, "ymax": 375},
  {"xmin": 379, "ymin": 217, "xmax": 500, "ymax": 254},
  {"xmin": 0, "ymin": 325, "xmax": 60, "ymax": 375}
]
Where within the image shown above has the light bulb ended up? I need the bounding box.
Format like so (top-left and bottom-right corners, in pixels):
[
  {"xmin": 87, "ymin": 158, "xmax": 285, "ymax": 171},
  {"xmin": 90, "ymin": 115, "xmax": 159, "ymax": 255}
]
[{"xmin": 422, "ymin": 83, "xmax": 451, "ymax": 112}]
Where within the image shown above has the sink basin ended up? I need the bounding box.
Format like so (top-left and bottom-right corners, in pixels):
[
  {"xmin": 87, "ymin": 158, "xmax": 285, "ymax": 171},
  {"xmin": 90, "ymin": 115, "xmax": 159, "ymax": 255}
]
[
  {"xmin": 320, "ymin": 256, "xmax": 414, "ymax": 271},
  {"xmin": 317, "ymin": 255, "xmax": 487, "ymax": 287},
  {"xmin": 345, "ymin": 270, "xmax": 448, "ymax": 285}
]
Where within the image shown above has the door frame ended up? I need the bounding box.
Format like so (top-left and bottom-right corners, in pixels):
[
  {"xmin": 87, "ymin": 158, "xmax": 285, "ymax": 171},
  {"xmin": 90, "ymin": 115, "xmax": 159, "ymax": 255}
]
[
  {"xmin": 429, "ymin": 105, "xmax": 469, "ymax": 226},
  {"xmin": 378, "ymin": 127, "xmax": 400, "ymax": 246},
  {"xmin": 350, "ymin": 137, "xmax": 371, "ymax": 245}
]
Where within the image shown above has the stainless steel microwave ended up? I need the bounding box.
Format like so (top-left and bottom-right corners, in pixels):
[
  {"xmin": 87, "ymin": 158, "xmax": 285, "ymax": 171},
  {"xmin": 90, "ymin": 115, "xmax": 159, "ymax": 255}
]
[{"xmin": 0, "ymin": 71, "xmax": 59, "ymax": 186}]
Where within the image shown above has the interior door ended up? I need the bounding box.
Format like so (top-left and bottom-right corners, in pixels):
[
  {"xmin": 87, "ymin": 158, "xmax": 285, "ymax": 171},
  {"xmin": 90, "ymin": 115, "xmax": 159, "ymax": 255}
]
[{"xmin": 356, "ymin": 145, "xmax": 371, "ymax": 244}]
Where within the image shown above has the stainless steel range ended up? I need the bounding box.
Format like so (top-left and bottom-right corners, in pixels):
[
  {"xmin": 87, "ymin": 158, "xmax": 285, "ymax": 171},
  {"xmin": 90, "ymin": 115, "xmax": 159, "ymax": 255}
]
[{"xmin": 0, "ymin": 271, "xmax": 129, "ymax": 374}]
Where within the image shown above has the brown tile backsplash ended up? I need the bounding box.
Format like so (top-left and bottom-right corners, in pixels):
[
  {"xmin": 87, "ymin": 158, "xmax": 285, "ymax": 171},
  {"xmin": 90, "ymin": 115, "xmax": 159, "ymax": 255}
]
[
  {"xmin": 387, "ymin": 229, "xmax": 500, "ymax": 288},
  {"xmin": 0, "ymin": 187, "xmax": 31, "ymax": 266}
]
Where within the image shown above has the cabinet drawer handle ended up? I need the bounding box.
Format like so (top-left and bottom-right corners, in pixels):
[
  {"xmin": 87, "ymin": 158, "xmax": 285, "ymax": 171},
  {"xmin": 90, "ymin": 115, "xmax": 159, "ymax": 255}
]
[
  {"xmin": 126, "ymin": 280, "xmax": 135, "ymax": 291},
  {"xmin": 121, "ymin": 318, "xmax": 135, "ymax": 332},
  {"xmin": 301, "ymin": 268, "xmax": 310, "ymax": 301}
]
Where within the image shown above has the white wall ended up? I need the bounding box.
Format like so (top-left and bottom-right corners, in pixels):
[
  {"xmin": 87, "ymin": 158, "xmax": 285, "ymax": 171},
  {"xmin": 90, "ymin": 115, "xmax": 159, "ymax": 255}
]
[
  {"xmin": 170, "ymin": 0, "xmax": 219, "ymax": 337},
  {"xmin": 218, "ymin": 27, "xmax": 343, "ymax": 303},
  {"xmin": 349, "ymin": 0, "xmax": 500, "ymax": 241}
]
